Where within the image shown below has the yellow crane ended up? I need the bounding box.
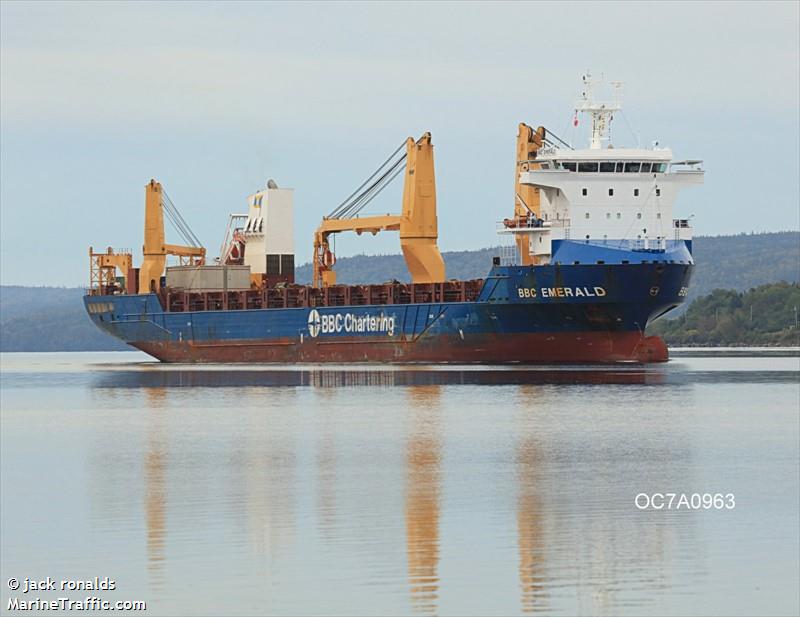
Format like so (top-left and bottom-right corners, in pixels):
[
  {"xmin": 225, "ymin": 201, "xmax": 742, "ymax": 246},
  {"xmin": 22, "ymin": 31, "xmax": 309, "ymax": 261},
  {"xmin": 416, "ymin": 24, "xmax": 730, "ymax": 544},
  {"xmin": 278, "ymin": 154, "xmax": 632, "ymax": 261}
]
[
  {"xmin": 514, "ymin": 123, "xmax": 547, "ymax": 265},
  {"xmin": 139, "ymin": 179, "xmax": 206, "ymax": 294},
  {"xmin": 88, "ymin": 246, "xmax": 133, "ymax": 294},
  {"xmin": 88, "ymin": 180, "xmax": 205, "ymax": 295},
  {"xmin": 313, "ymin": 132, "xmax": 446, "ymax": 288}
]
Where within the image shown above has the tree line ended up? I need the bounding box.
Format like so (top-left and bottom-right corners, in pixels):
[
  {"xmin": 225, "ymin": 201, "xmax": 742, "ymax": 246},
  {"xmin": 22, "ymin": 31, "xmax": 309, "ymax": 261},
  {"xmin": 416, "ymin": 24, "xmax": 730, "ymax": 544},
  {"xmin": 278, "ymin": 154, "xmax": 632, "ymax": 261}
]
[{"xmin": 649, "ymin": 282, "xmax": 800, "ymax": 346}]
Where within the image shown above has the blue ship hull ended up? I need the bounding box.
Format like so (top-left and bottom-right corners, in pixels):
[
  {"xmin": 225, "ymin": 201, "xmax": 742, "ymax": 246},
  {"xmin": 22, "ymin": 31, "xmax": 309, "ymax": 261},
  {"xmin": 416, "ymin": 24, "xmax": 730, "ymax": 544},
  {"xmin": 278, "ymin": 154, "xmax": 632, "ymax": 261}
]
[{"xmin": 84, "ymin": 242, "xmax": 693, "ymax": 364}]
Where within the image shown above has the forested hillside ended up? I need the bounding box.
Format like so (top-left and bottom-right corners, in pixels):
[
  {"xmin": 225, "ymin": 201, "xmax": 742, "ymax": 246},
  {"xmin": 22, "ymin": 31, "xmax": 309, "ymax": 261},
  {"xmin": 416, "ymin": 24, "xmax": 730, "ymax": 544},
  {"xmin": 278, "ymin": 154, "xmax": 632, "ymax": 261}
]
[
  {"xmin": 297, "ymin": 231, "xmax": 800, "ymax": 310},
  {"xmin": 649, "ymin": 282, "xmax": 800, "ymax": 346},
  {"xmin": 1, "ymin": 232, "xmax": 798, "ymax": 351},
  {"xmin": 682, "ymin": 232, "xmax": 800, "ymax": 311},
  {"xmin": 0, "ymin": 286, "xmax": 129, "ymax": 351},
  {"xmin": 294, "ymin": 248, "xmax": 500, "ymax": 285}
]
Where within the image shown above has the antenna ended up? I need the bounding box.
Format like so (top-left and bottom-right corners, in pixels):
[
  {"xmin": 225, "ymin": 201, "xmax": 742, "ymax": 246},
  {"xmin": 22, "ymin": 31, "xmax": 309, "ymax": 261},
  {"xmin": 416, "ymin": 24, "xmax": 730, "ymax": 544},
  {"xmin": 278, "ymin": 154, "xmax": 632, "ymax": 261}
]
[{"xmin": 575, "ymin": 72, "xmax": 624, "ymax": 149}]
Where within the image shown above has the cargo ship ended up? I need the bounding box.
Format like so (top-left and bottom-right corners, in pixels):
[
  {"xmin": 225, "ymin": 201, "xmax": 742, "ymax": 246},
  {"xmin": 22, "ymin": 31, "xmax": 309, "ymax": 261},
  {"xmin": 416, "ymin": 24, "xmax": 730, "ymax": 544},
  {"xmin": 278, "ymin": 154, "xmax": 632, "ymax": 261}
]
[{"xmin": 85, "ymin": 75, "xmax": 703, "ymax": 363}]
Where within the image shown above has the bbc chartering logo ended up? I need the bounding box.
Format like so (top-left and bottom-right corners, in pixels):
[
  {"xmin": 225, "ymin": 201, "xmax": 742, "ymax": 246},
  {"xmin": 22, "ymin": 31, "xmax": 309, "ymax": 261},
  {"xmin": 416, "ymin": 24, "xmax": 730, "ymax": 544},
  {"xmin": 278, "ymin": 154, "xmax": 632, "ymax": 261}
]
[
  {"xmin": 307, "ymin": 309, "xmax": 322, "ymax": 337},
  {"xmin": 306, "ymin": 309, "xmax": 396, "ymax": 338}
]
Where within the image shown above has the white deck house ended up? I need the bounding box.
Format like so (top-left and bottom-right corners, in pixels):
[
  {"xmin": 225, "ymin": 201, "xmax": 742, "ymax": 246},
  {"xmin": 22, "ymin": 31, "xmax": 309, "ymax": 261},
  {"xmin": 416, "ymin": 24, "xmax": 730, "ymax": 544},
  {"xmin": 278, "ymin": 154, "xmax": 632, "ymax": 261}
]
[{"xmin": 503, "ymin": 75, "xmax": 704, "ymax": 260}]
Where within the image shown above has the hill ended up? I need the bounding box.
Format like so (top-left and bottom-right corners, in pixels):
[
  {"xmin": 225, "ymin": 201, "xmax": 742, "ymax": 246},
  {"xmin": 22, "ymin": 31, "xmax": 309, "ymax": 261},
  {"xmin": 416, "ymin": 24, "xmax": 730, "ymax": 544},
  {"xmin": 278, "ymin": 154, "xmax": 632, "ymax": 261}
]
[
  {"xmin": 649, "ymin": 282, "xmax": 800, "ymax": 346},
  {"xmin": 1, "ymin": 232, "xmax": 798, "ymax": 352},
  {"xmin": 294, "ymin": 247, "xmax": 500, "ymax": 285},
  {"xmin": 680, "ymin": 231, "xmax": 800, "ymax": 311},
  {"xmin": 0, "ymin": 286, "xmax": 129, "ymax": 352},
  {"xmin": 296, "ymin": 231, "xmax": 800, "ymax": 311}
]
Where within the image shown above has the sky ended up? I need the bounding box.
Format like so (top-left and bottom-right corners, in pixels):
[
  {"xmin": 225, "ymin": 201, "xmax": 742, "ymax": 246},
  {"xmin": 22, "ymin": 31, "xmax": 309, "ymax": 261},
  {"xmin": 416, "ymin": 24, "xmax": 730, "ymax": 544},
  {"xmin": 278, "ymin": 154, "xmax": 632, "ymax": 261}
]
[{"xmin": 1, "ymin": 1, "xmax": 798, "ymax": 286}]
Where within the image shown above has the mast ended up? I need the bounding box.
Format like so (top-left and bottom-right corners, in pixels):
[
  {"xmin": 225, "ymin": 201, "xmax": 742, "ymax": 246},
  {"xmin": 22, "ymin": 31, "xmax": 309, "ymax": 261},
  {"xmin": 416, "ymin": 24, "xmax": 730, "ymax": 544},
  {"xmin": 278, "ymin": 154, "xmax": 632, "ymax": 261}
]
[{"xmin": 575, "ymin": 72, "xmax": 623, "ymax": 149}]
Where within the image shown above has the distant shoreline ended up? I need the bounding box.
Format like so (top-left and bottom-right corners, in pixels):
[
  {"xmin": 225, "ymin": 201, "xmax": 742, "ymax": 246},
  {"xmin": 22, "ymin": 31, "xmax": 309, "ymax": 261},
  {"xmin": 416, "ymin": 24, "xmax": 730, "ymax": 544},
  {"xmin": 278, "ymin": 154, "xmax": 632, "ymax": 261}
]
[
  {"xmin": 2, "ymin": 347, "xmax": 798, "ymax": 359},
  {"xmin": 2, "ymin": 232, "xmax": 799, "ymax": 352}
]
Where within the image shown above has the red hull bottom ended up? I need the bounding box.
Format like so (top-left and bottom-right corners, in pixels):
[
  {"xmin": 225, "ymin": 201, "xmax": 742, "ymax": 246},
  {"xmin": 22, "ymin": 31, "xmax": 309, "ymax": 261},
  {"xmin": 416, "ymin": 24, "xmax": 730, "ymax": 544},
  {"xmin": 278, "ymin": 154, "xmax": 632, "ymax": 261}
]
[{"xmin": 132, "ymin": 332, "xmax": 669, "ymax": 364}]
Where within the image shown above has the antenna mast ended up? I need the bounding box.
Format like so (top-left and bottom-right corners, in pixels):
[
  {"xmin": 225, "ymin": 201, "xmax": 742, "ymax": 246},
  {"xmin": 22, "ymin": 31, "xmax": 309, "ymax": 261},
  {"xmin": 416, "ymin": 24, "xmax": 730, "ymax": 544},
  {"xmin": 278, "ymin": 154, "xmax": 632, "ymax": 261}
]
[{"xmin": 575, "ymin": 72, "xmax": 623, "ymax": 149}]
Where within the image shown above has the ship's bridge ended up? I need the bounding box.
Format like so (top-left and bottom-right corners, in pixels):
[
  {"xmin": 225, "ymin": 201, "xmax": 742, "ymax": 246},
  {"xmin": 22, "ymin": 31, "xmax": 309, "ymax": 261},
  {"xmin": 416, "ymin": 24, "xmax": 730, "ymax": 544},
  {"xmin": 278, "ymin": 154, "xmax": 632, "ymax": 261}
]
[
  {"xmin": 534, "ymin": 146, "xmax": 672, "ymax": 167},
  {"xmin": 516, "ymin": 146, "xmax": 703, "ymax": 253},
  {"xmin": 501, "ymin": 73, "xmax": 704, "ymax": 265}
]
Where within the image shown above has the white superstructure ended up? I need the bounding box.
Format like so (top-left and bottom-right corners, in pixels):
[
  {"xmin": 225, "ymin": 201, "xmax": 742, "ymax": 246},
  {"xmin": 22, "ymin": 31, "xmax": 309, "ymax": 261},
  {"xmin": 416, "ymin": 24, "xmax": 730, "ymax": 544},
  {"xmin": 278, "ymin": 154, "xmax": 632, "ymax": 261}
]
[
  {"xmin": 220, "ymin": 179, "xmax": 296, "ymax": 283},
  {"xmin": 504, "ymin": 74, "xmax": 703, "ymax": 259},
  {"xmin": 241, "ymin": 181, "xmax": 294, "ymax": 275}
]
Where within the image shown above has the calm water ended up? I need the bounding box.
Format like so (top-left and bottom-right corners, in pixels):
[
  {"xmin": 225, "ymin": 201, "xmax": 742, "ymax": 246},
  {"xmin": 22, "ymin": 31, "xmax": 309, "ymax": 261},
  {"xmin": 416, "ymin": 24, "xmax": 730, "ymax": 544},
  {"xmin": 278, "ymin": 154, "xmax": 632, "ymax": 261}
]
[{"xmin": 1, "ymin": 351, "xmax": 798, "ymax": 616}]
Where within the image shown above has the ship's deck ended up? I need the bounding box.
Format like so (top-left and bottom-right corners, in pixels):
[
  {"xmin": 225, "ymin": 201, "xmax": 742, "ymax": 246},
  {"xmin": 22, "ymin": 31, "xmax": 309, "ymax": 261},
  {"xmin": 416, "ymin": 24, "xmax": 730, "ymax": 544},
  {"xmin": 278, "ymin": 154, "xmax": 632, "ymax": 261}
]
[{"xmin": 89, "ymin": 279, "xmax": 485, "ymax": 312}]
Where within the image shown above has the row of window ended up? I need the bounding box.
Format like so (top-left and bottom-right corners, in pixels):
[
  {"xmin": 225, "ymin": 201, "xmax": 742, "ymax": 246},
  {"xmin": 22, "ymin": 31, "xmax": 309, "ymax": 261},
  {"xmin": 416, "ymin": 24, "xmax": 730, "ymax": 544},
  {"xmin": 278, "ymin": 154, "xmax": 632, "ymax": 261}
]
[
  {"xmin": 245, "ymin": 217, "xmax": 264, "ymax": 233},
  {"xmin": 540, "ymin": 211, "xmax": 663, "ymax": 222},
  {"xmin": 543, "ymin": 161, "xmax": 668, "ymax": 173},
  {"xmin": 87, "ymin": 302, "xmax": 114, "ymax": 314},
  {"xmin": 581, "ymin": 187, "xmax": 661, "ymax": 197},
  {"xmin": 584, "ymin": 212, "xmax": 663, "ymax": 220}
]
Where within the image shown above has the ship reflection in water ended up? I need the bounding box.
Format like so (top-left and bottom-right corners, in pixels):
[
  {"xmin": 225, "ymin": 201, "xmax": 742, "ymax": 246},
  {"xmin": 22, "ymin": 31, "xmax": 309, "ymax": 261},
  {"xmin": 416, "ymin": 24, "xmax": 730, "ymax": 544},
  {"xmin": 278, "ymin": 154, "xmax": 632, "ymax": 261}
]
[
  {"xmin": 89, "ymin": 365, "xmax": 680, "ymax": 614},
  {"xmin": 517, "ymin": 428, "xmax": 547, "ymax": 614},
  {"xmin": 2, "ymin": 354, "xmax": 797, "ymax": 616},
  {"xmin": 143, "ymin": 392, "xmax": 167, "ymax": 589},
  {"xmin": 93, "ymin": 366, "xmax": 669, "ymax": 389},
  {"xmin": 405, "ymin": 386, "xmax": 442, "ymax": 614}
]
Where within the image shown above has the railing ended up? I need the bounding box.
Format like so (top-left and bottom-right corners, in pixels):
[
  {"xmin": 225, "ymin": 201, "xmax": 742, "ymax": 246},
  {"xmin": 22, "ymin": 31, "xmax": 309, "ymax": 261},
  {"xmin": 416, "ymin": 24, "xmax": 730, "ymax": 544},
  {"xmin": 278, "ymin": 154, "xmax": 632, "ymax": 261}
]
[
  {"xmin": 631, "ymin": 237, "xmax": 666, "ymax": 252},
  {"xmin": 496, "ymin": 218, "xmax": 570, "ymax": 232},
  {"xmin": 163, "ymin": 280, "xmax": 486, "ymax": 313},
  {"xmin": 498, "ymin": 244, "xmax": 520, "ymax": 266}
]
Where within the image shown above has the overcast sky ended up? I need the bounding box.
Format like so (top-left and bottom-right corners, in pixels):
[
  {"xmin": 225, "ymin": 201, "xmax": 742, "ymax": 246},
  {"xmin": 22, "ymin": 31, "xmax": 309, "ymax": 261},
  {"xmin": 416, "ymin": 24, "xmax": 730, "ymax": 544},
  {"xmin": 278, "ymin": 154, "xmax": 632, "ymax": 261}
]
[{"xmin": 1, "ymin": 1, "xmax": 798, "ymax": 286}]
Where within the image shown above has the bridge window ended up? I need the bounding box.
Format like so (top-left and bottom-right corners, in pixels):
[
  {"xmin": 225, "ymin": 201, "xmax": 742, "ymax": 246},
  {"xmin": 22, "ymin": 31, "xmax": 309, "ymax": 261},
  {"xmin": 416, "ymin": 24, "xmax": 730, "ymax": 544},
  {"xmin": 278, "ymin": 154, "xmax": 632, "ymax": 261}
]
[
  {"xmin": 608, "ymin": 188, "xmax": 614, "ymax": 196},
  {"xmin": 540, "ymin": 162, "xmax": 551, "ymax": 169},
  {"xmin": 578, "ymin": 162, "xmax": 598, "ymax": 172},
  {"xmin": 561, "ymin": 162, "xmax": 577, "ymax": 171},
  {"xmin": 652, "ymin": 163, "xmax": 666, "ymax": 173},
  {"xmin": 615, "ymin": 162, "xmax": 624, "ymax": 172},
  {"xmin": 624, "ymin": 162, "xmax": 641, "ymax": 173},
  {"xmin": 641, "ymin": 162, "xmax": 652, "ymax": 173},
  {"xmin": 599, "ymin": 162, "xmax": 615, "ymax": 172}
]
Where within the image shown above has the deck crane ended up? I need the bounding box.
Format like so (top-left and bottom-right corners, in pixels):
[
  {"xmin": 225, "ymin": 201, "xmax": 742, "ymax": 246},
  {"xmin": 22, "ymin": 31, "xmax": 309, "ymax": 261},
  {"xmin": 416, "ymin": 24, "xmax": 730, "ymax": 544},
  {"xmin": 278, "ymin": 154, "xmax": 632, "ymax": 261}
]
[
  {"xmin": 511, "ymin": 124, "xmax": 576, "ymax": 265},
  {"xmin": 139, "ymin": 179, "xmax": 206, "ymax": 293},
  {"xmin": 88, "ymin": 246, "xmax": 133, "ymax": 295},
  {"xmin": 87, "ymin": 180, "xmax": 206, "ymax": 295},
  {"xmin": 313, "ymin": 132, "xmax": 446, "ymax": 288},
  {"xmin": 513, "ymin": 124, "xmax": 547, "ymax": 266}
]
